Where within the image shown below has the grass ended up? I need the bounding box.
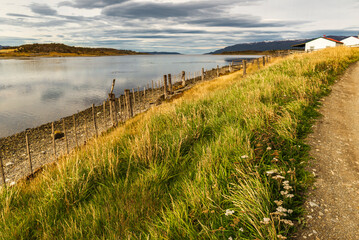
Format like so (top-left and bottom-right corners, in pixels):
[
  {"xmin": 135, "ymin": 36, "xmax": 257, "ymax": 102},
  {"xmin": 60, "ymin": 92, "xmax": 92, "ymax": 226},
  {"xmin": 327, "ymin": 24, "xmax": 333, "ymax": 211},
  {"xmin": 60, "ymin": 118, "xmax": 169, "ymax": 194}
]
[{"xmin": 1, "ymin": 47, "xmax": 359, "ymax": 240}]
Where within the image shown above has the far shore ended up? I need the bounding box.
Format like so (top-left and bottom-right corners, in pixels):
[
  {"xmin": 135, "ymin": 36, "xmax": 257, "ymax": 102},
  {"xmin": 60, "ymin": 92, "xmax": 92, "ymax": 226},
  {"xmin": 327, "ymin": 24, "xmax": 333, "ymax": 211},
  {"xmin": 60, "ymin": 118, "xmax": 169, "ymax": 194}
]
[{"xmin": 0, "ymin": 52, "xmax": 148, "ymax": 58}]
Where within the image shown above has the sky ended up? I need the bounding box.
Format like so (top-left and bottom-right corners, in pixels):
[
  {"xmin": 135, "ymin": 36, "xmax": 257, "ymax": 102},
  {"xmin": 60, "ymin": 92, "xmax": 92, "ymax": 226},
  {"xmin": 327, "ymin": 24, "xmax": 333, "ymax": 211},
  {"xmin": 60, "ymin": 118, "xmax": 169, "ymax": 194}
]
[{"xmin": 0, "ymin": 0, "xmax": 358, "ymax": 54}]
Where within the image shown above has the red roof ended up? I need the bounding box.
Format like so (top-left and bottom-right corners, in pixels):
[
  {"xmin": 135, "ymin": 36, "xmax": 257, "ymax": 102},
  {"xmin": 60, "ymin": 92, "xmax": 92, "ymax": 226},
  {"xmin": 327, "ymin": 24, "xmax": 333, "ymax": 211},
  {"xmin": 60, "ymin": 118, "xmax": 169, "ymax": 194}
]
[{"xmin": 323, "ymin": 37, "xmax": 343, "ymax": 44}]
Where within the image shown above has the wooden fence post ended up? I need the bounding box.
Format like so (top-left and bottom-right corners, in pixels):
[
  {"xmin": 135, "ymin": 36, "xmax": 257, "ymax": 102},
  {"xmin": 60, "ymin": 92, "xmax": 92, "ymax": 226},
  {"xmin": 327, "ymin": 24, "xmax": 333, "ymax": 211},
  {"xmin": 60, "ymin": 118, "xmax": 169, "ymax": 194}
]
[
  {"xmin": 52, "ymin": 122, "xmax": 56, "ymax": 161},
  {"xmin": 243, "ymin": 60, "xmax": 247, "ymax": 76},
  {"xmin": 63, "ymin": 118, "xmax": 69, "ymax": 154},
  {"xmin": 114, "ymin": 97, "xmax": 119, "ymax": 126},
  {"xmin": 181, "ymin": 71, "xmax": 186, "ymax": 87},
  {"xmin": 73, "ymin": 115, "xmax": 78, "ymax": 148},
  {"xmin": 92, "ymin": 104, "xmax": 98, "ymax": 137},
  {"xmin": 25, "ymin": 132, "xmax": 33, "ymax": 175},
  {"xmin": 109, "ymin": 97, "xmax": 114, "ymax": 126},
  {"xmin": 201, "ymin": 68, "xmax": 205, "ymax": 81},
  {"xmin": 125, "ymin": 89, "xmax": 133, "ymax": 118},
  {"xmin": 0, "ymin": 151, "xmax": 5, "ymax": 187},
  {"xmin": 132, "ymin": 88, "xmax": 136, "ymax": 107},
  {"xmin": 143, "ymin": 87, "xmax": 146, "ymax": 109},
  {"xmin": 217, "ymin": 65, "xmax": 219, "ymax": 77},
  {"xmin": 262, "ymin": 56, "xmax": 265, "ymax": 66},
  {"xmin": 118, "ymin": 97, "xmax": 122, "ymax": 121},
  {"xmin": 168, "ymin": 74, "xmax": 173, "ymax": 94},
  {"xmin": 163, "ymin": 75, "xmax": 168, "ymax": 99},
  {"xmin": 84, "ymin": 118, "xmax": 88, "ymax": 142},
  {"xmin": 257, "ymin": 58, "xmax": 260, "ymax": 69},
  {"xmin": 103, "ymin": 101, "xmax": 106, "ymax": 125}
]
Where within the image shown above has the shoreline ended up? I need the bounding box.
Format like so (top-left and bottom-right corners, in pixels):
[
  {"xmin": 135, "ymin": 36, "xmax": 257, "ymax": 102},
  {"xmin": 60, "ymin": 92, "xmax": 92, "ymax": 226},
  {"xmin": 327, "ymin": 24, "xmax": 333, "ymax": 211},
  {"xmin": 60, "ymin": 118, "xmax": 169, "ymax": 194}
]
[
  {"xmin": 0, "ymin": 52, "xmax": 147, "ymax": 59},
  {"xmin": 0, "ymin": 63, "xmax": 239, "ymax": 185}
]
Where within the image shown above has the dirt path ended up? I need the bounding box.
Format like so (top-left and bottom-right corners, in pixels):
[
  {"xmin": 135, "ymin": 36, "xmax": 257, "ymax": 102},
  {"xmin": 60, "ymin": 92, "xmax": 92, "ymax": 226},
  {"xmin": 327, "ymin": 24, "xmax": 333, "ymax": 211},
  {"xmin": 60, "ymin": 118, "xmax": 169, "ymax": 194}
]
[{"xmin": 295, "ymin": 62, "xmax": 359, "ymax": 239}]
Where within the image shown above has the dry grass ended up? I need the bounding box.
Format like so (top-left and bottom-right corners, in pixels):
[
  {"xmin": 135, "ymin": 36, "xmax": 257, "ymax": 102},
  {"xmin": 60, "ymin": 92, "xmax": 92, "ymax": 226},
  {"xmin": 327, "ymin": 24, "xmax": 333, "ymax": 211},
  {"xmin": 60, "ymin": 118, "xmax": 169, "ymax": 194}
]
[{"xmin": 1, "ymin": 47, "xmax": 359, "ymax": 239}]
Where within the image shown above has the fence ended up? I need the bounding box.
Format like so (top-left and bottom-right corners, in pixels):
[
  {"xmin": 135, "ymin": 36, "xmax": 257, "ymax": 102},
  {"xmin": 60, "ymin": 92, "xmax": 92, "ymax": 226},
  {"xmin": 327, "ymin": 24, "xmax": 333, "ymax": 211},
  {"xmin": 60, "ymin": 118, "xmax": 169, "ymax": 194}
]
[{"xmin": 0, "ymin": 55, "xmax": 275, "ymax": 187}]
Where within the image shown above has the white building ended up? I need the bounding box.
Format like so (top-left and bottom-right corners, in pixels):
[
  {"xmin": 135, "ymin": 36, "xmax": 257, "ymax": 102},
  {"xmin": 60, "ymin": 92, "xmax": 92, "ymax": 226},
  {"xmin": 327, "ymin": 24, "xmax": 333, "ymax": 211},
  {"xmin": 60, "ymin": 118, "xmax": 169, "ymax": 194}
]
[
  {"xmin": 341, "ymin": 36, "xmax": 359, "ymax": 47},
  {"xmin": 305, "ymin": 36, "xmax": 343, "ymax": 52}
]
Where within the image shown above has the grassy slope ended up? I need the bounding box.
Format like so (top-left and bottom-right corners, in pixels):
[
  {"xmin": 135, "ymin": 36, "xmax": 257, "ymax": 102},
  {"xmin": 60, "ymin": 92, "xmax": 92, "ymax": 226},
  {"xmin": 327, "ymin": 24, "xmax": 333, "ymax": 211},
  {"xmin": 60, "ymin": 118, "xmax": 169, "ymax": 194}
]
[{"xmin": 1, "ymin": 47, "xmax": 359, "ymax": 240}]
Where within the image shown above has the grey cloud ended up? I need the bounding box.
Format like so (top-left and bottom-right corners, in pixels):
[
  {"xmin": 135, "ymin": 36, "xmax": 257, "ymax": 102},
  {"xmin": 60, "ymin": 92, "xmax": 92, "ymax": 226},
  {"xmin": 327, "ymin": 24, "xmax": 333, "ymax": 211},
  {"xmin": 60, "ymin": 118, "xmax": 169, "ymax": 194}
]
[
  {"xmin": 102, "ymin": 1, "xmax": 254, "ymax": 19},
  {"xmin": 7, "ymin": 13, "xmax": 35, "ymax": 18},
  {"xmin": 103, "ymin": 2, "xmax": 193, "ymax": 18},
  {"xmin": 105, "ymin": 28, "xmax": 208, "ymax": 35},
  {"xmin": 302, "ymin": 29, "xmax": 359, "ymax": 38},
  {"xmin": 59, "ymin": 0, "xmax": 128, "ymax": 9},
  {"xmin": 187, "ymin": 17, "xmax": 288, "ymax": 28},
  {"xmin": 29, "ymin": 3, "xmax": 58, "ymax": 16}
]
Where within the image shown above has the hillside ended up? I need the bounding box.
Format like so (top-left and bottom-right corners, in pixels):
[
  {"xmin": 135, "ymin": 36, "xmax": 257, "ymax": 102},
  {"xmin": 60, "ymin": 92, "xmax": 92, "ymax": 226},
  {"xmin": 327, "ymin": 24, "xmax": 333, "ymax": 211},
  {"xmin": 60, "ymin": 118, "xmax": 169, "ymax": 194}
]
[
  {"xmin": 1, "ymin": 47, "xmax": 358, "ymax": 239},
  {"xmin": 0, "ymin": 43, "xmax": 143, "ymax": 57},
  {"xmin": 209, "ymin": 36, "xmax": 348, "ymax": 54}
]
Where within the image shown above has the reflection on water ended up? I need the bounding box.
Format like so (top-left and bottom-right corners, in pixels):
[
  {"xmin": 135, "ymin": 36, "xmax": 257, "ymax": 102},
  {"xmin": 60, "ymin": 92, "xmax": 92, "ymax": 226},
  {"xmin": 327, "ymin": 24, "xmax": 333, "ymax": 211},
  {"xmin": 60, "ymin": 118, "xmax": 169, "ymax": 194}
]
[{"xmin": 0, "ymin": 54, "xmax": 258, "ymax": 137}]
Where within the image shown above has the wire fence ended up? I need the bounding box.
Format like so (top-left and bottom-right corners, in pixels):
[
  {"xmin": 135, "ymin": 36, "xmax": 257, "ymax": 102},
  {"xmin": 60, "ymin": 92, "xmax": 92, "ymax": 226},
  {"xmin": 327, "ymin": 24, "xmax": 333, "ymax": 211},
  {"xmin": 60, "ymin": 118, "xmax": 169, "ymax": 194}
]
[{"xmin": 0, "ymin": 55, "xmax": 276, "ymax": 187}]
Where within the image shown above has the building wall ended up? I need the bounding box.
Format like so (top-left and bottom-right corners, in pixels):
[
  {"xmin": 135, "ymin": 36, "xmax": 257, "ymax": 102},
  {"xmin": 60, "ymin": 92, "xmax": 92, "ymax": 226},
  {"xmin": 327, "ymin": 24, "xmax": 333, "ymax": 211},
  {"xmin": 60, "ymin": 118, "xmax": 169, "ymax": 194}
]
[
  {"xmin": 305, "ymin": 38, "xmax": 338, "ymax": 52},
  {"xmin": 342, "ymin": 37, "xmax": 359, "ymax": 47}
]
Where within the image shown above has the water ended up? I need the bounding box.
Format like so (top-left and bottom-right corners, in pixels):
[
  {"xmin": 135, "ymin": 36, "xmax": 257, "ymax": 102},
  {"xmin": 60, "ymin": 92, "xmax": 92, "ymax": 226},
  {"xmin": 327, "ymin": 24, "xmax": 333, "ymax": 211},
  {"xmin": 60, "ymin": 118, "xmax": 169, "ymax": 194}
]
[{"xmin": 0, "ymin": 54, "xmax": 258, "ymax": 137}]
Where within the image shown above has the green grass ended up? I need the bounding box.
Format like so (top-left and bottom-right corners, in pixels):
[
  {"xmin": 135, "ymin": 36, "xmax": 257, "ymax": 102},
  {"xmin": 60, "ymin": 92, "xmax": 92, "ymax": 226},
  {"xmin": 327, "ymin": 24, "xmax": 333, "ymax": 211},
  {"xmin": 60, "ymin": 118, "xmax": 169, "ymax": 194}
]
[{"xmin": 1, "ymin": 47, "xmax": 359, "ymax": 240}]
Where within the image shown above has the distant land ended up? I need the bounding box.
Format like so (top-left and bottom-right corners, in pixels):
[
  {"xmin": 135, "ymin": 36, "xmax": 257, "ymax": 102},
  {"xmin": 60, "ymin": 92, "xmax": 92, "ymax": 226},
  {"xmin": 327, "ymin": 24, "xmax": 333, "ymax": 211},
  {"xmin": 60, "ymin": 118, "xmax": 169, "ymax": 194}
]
[
  {"xmin": 0, "ymin": 43, "xmax": 144, "ymax": 57},
  {"xmin": 144, "ymin": 51, "xmax": 181, "ymax": 55},
  {"xmin": 209, "ymin": 36, "xmax": 348, "ymax": 54}
]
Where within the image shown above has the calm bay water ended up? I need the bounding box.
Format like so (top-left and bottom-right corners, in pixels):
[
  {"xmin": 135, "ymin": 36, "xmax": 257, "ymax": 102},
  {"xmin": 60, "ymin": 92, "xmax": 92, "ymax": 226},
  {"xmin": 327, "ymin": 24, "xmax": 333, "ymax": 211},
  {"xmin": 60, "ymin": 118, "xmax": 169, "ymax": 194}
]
[{"xmin": 0, "ymin": 54, "xmax": 257, "ymax": 137}]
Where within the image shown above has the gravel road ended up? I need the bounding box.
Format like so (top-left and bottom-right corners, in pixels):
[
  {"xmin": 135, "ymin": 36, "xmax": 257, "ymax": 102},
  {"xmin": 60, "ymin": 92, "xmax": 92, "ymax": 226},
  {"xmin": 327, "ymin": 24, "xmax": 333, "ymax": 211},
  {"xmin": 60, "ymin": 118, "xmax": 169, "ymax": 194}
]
[{"xmin": 295, "ymin": 62, "xmax": 359, "ymax": 239}]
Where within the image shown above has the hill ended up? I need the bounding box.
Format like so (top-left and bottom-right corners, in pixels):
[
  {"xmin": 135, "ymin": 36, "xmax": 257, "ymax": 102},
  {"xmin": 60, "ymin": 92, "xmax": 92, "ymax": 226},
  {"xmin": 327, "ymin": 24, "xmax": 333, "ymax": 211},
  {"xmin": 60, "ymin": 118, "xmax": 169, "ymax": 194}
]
[
  {"xmin": 17, "ymin": 43, "xmax": 139, "ymax": 55},
  {"xmin": 0, "ymin": 43, "xmax": 143, "ymax": 57},
  {"xmin": 209, "ymin": 36, "xmax": 348, "ymax": 54}
]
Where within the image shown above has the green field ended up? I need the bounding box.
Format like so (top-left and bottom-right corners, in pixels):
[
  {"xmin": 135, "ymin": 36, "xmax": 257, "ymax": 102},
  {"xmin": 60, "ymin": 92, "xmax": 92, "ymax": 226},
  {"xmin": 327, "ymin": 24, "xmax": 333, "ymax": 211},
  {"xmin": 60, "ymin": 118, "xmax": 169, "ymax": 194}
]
[{"xmin": 1, "ymin": 47, "xmax": 359, "ymax": 239}]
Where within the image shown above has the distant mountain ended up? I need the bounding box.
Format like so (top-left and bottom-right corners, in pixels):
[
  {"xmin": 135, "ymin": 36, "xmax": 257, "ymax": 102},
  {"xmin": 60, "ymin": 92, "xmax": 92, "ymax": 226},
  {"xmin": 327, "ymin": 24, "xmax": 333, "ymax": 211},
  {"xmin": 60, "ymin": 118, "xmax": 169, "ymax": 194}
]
[
  {"xmin": 209, "ymin": 36, "xmax": 349, "ymax": 54},
  {"xmin": 145, "ymin": 51, "xmax": 181, "ymax": 55}
]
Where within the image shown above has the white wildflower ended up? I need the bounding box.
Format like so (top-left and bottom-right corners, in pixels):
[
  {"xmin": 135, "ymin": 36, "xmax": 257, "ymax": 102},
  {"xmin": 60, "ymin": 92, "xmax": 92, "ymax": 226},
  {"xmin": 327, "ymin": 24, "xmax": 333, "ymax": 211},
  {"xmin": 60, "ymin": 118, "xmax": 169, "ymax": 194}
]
[
  {"xmin": 283, "ymin": 185, "xmax": 293, "ymax": 191},
  {"xmin": 282, "ymin": 219, "xmax": 294, "ymax": 226},
  {"xmin": 286, "ymin": 194, "xmax": 294, "ymax": 198},
  {"xmin": 228, "ymin": 237, "xmax": 233, "ymax": 240},
  {"xmin": 260, "ymin": 217, "xmax": 271, "ymax": 225},
  {"xmin": 280, "ymin": 191, "xmax": 288, "ymax": 196},
  {"xmin": 287, "ymin": 209, "xmax": 293, "ymax": 214},
  {"xmin": 277, "ymin": 234, "xmax": 287, "ymax": 239},
  {"xmin": 276, "ymin": 206, "xmax": 287, "ymax": 213},
  {"xmin": 266, "ymin": 169, "xmax": 278, "ymax": 175},
  {"xmin": 266, "ymin": 146, "xmax": 272, "ymax": 150},
  {"xmin": 283, "ymin": 180, "xmax": 289, "ymax": 185},
  {"xmin": 272, "ymin": 175, "xmax": 285, "ymax": 180},
  {"xmin": 239, "ymin": 227, "xmax": 244, "ymax": 232},
  {"xmin": 241, "ymin": 155, "xmax": 249, "ymax": 159},
  {"xmin": 225, "ymin": 209, "xmax": 235, "ymax": 216},
  {"xmin": 274, "ymin": 200, "xmax": 283, "ymax": 206}
]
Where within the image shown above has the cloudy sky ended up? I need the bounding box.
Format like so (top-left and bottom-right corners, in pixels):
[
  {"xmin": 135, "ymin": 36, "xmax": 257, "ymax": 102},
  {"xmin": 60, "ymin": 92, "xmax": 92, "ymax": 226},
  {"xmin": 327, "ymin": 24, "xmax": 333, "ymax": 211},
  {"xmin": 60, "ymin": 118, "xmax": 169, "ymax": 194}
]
[{"xmin": 0, "ymin": 0, "xmax": 358, "ymax": 53}]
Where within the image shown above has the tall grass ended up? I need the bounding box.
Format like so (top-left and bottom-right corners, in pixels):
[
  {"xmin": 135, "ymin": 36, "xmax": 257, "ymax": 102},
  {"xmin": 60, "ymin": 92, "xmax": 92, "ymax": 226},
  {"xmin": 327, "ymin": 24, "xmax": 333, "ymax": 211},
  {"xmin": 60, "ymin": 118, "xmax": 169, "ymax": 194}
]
[{"xmin": 1, "ymin": 47, "xmax": 359, "ymax": 239}]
